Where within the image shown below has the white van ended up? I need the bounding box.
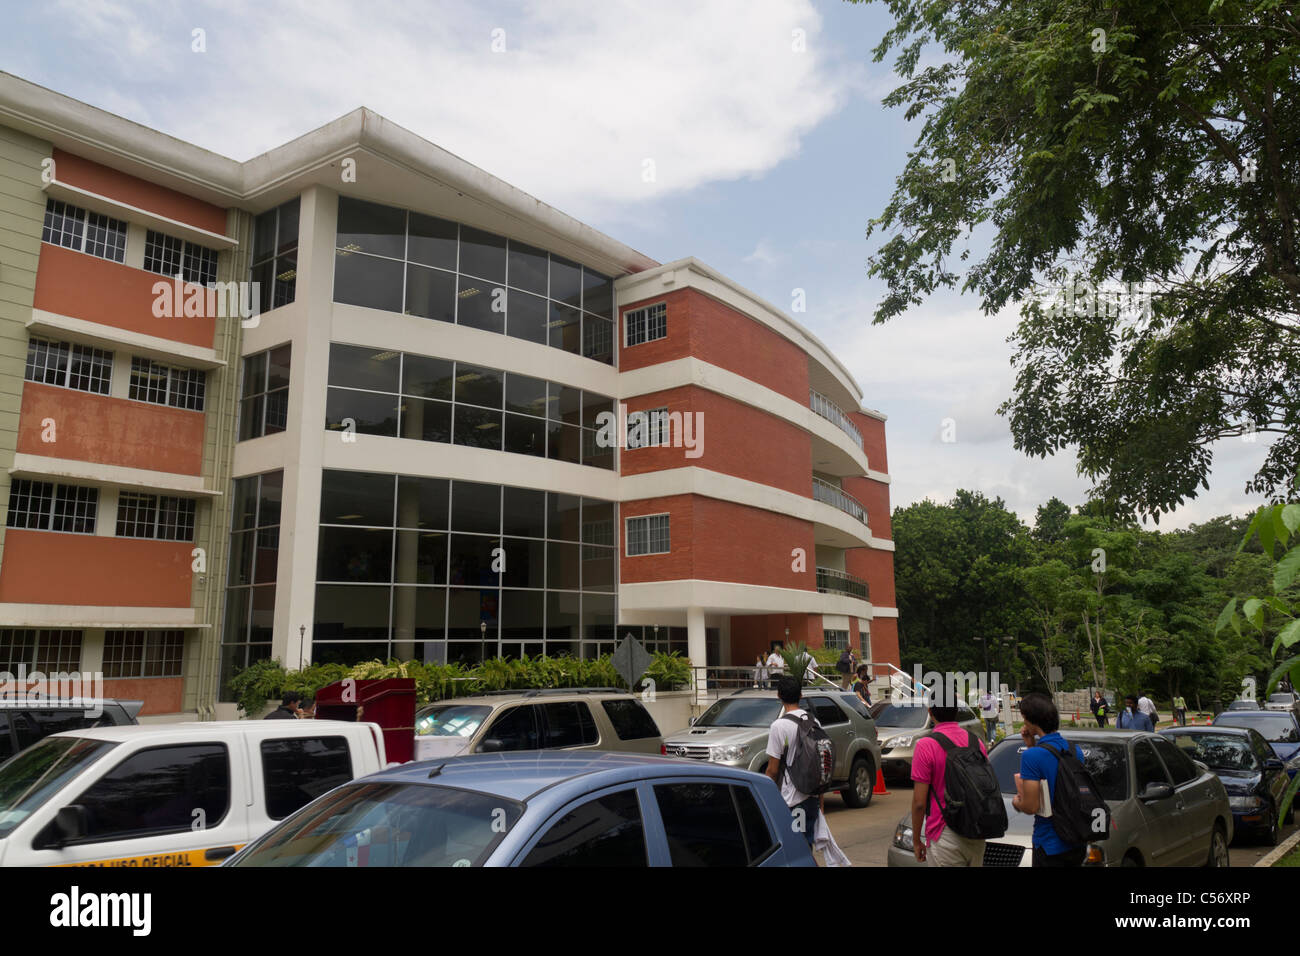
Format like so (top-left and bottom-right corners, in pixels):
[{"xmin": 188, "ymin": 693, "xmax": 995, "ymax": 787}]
[{"xmin": 0, "ymin": 720, "xmax": 387, "ymax": 867}]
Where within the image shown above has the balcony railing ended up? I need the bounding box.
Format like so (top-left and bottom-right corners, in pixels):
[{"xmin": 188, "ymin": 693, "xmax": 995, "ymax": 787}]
[
  {"xmin": 812, "ymin": 476, "xmax": 869, "ymax": 527},
  {"xmin": 809, "ymin": 388, "xmax": 863, "ymax": 450},
  {"xmin": 816, "ymin": 566, "xmax": 869, "ymax": 602}
]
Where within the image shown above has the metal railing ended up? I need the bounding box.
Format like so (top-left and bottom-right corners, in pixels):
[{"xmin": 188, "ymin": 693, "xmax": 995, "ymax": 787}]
[
  {"xmin": 809, "ymin": 388, "xmax": 863, "ymax": 449},
  {"xmin": 686, "ymin": 664, "xmax": 842, "ymax": 699},
  {"xmin": 815, "ymin": 567, "xmax": 869, "ymax": 601},
  {"xmin": 812, "ymin": 476, "xmax": 869, "ymax": 526}
]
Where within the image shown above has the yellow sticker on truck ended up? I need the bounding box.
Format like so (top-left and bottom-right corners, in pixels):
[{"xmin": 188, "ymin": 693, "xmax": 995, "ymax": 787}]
[{"xmin": 55, "ymin": 846, "xmax": 242, "ymax": 867}]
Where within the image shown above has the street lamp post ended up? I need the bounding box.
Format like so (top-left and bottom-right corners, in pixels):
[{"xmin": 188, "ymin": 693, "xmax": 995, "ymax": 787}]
[
  {"xmin": 480, "ymin": 620, "xmax": 488, "ymax": 662},
  {"xmin": 298, "ymin": 624, "xmax": 306, "ymax": 671}
]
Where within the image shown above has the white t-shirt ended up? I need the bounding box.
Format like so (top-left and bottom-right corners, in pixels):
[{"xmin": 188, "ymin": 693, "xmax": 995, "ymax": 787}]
[
  {"xmin": 766, "ymin": 652, "xmax": 785, "ymax": 672},
  {"xmin": 766, "ymin": 708, "xmax": 813, "ymax": 807},
  {"xmin": 979, "ymin": 694, "xmax": 998, "ymax": 718},
  {"xmin": 1137, "ymin": 696, "xmax": 1156, "ymax": 716}
]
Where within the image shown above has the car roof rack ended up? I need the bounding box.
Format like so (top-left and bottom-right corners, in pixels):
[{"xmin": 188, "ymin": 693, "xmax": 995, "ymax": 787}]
[{"xmin": 442, "ymin": 687, "xmax": 630, "ymax": 700}]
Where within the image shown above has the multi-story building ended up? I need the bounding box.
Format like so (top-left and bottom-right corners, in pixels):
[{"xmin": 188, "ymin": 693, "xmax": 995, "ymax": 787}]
[{"xmin": 0, "ymin": 72, "xmax": 898, "ymax": 719}]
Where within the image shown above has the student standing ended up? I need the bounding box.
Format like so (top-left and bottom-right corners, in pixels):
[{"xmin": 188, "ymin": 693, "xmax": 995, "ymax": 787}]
[
  {"xmin": 1090, "ymin": 691, "xmax": 1108, "ymax": 728},
  {"xmin": 1012, "ymin": 692, "xmax": 1088, "ymax": 866},
  {"xmin": 910, "ymin": 699, "xmax": 995, "ymax": 866},
  {"xmin": 765, "ymin": 675, "xmax": 822, "ymax": 847},
  {"xmin": 1173, "ymin": 694, "xmax": 1187, "ymax": 727},
  {"xmin": 1116, "ymin": 694, "xmax": 1154, "ymax": 731}
]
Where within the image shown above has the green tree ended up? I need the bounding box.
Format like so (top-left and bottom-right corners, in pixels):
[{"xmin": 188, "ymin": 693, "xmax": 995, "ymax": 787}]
[{"xmin": 856, "ymin": 0, "xmax": 1300, "ymax": 518}]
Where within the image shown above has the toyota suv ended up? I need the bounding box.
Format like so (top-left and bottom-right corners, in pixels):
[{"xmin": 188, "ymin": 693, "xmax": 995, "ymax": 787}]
[
  {"xmin": 876, "ymin": 698, "xmax": 986, "ymax": 781},
  {"xmin": 660, "ymin": 688, "xmax": 881, "ymax": 808},
  {"xmin": 412, "ymin": 688, "xmax": 663, "ymax": 759}
]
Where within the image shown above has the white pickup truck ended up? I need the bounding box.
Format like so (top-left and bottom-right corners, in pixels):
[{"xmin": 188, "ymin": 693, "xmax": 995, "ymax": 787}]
[{"xmin": 0, "ymin": 720, "xmax": 387, "ymax": 867}]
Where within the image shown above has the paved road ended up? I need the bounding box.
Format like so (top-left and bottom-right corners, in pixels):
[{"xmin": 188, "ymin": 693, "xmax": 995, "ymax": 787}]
[{"xmin": 814, "ymin": 780, "xmax": 1295, "ymax": 867}]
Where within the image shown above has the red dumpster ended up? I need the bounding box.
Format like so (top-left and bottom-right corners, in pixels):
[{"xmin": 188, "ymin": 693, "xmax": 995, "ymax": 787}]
[{"xmin": 313, "ymin": 677, "xmax": 415, "ymax": 764}]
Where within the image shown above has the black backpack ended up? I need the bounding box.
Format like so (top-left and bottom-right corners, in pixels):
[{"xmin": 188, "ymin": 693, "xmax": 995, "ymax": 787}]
[
  {"xmin": 778, "ymin": 712, "xmax": 835, "ymax": 794},
  {"xmin": 1039, "ymin": 742, "xmax": 1111, "ymax": 845},
  {"xmin": 835, "ymin": 653, "xmax": 852, "ymax": 675},
  {"xmin": 927, "ymin": 732, "xmax": 1008, "ymax": 840}
]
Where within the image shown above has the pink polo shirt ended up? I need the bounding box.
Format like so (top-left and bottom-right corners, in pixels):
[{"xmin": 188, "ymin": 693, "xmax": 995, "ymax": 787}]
[{"xmin": 910, "ymin": 723, "xmax": 988, "ymax": 845}]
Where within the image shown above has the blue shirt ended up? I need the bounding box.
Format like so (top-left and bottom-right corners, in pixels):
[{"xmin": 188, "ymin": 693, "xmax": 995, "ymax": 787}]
[
  {"xmin": 1019, "ymin": 732, "xmax": 1086, "ymax": 854},
  {"xmin": 1115, "ymin": 709, "xmax": 1153, "ymax": 732}
]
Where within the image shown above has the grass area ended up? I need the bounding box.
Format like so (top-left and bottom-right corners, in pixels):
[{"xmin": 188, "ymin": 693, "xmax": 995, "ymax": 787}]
[{"xmin": 1273, "ymin": 845, "xmax": 1300, "ymax": 867}]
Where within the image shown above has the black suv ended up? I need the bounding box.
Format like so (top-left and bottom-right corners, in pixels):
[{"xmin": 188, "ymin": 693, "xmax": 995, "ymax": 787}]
[{"xmin": 0, "ymin": 698, "xmax": 142, "ymax": 762}]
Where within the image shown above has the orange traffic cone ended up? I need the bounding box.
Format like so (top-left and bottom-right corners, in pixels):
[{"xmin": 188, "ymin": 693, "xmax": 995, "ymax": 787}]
[{"xmin": 873, "ymin": 766, "xmax": 890, "ymax": 795}]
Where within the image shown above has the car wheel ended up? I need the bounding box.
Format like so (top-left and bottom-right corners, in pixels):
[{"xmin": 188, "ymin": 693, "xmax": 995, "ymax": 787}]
[
  {"xmin": 1205, "ymin": 824, "xmax": 1229, "ymax": 867},
  {"xmin": 1121, "ymin": 853, "xmax": 1142, "ymax": 868},
  {"xmin": 841, "ymin": 755, "xmax": 874, "ymax": 808}
]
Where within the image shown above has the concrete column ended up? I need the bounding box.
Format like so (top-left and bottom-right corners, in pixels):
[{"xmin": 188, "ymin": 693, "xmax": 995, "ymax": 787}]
[{"xmin": 687, "ymin": 605, "xmax": 706, "ymax": 699}]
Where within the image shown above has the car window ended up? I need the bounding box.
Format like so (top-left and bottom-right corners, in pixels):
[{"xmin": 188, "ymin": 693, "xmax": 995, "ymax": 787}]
[
  {"xmin": 12, "ymin": 710, "xmax": 98, "ymax": 753},
  {"xmin": 415, "ymin": 704, "xmax": 491, "ymax": 739},
  {"xmin": 0, "ymin": 712, "xmax": 11, "ymax": 762},
  {"xmin": 71, "ymin": 743, "xmax": 230, "ymax": 843},
  {"xmin": 261, "ymin": 736, "xmax": 354, "ymax": 820},
  {"xmin": 1073, "ymin": 741, "xmax": 1130, "ymax": 802},
  {"xmin": 600, "ymin": 699, "xmax": 660, "ymax": 740},
  {"xmin": 482, "ymin": 705, "xmax": 539, "ymax": 752},
  {"xmin": 693, "ymin": 697, "xmax": 782, "ymax": 728},
  {"xmin": 1168, "ymin": 733, "xmax": 1257, "ymax": 772},
  {"xmin": 541, "ymin": 702, "xmax": 599, "ymax": 748},
  {"xmin": 0, "ymin": 736, "xmax": 118, "ymax": 839},
  {"xmin": 653, "ymin": 782, "xmax": 753, "ymax": 866},
  {"xmin": 957, "ymin": 705, "xmax": 976, "ymax": 722},
  {"xmin": 1133, "ymin": 740, "xmax": 1170, "ymax": 790},
  {"xmin": 1214, "ymin": 714, "xmax": 1300, "ymax": 742},
  {"xmin": 1150, "ymin": 736, "xmax": 1198, "ymax": 785},
  {"xmin": 873, "ymin": 704, "xmax": 929, "ymax": 729},
  {"xmin": 1250, "ymin": 730, "xmax": 1275, "ymax": 765},
  {"xmin": 733, "ymin": 785, "xmax": 776, "ymax": 862},
  {"xmin": 520, "ymin": 788, "xmax": 646, "ymax": 866},
  {"xmin": 810, "ymin": 698, "xmax": 846, "ymax": 727},
  {"xmin": 839, "ymin": 694, "xmax": 871, "ymax": 720}
]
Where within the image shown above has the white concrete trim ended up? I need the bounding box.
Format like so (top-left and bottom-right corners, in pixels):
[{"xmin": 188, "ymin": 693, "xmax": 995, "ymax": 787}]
[
  {"xmin": 28, "ymin": 309, "xmax": 227, "ymax": 368},
  {"xmin": 0, "ymin": 603, "xmax": 205, "ymax": 628},
  {"xmin": 871, "ymin": 606, "xmax": 899, "ymax": 618},
  {"xmin": 9, "ymin": 453, "xmax": 219, "ymax": 496},
  {"xmin": 618, "ymin": 357, "xmax": 872, "ymax": 477},
  {"xmin": 619, "ymin": 579, "xmax": 873, "ymax": 619},
  {"xmin": 618, "ymin": 466, "xmax": 875, "ymax": 550},
  {"xmin": 43, "ymin": 179, "xmax": 237, "ymax": 248},
  {"xmin": 868, "ymin": 537, "xmax": 896, "ymax": 552}
]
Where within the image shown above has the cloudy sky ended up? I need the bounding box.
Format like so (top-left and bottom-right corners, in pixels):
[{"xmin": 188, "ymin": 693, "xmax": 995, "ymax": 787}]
[{"xmin": 3, "ymin": 0, "xmax": 1272, "ymax": 528}]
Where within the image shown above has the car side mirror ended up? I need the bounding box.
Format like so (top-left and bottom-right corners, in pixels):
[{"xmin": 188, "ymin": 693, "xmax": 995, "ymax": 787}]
[
  {"xmin": 1266, "ymin": 758, "xmax": 1284, "ymax": 771},
  {"xmin": 54, "ymin": 805, "xmax": 88, "ymax": 845},
  {"xmin": 1138, "ymin": 782, "xmax": 1174, "ymax": 802},
  {"xmin": 689, "ymin": 716, "xmax": 696, "ymax": 726},
  {"xmin": 477, "ymin": 738, "xmax": 505, "ymax": 753}
]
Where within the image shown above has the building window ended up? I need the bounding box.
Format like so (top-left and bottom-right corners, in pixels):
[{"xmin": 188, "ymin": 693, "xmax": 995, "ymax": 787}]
[
  {"xmin": 251, "ymin": 197, "xmax": 299, "ymax": 312},
  {"xmin": 324, "ymin": 343, "xmax": 615, "ymax": 470},
  {"xmin": 239, "ymin": 345, "xmax": 291, "ymax": 441},
  {"xmin": 25, "ymin": 337, "xmax": 112, "ymax": 395},
  {"xmin": 5, "ymin": 480, "xmax": 97, "ymax": 534},
  {"xmin": 144, "ymin": 230, "xmax": 219, "ymax": 285},
  {"xmin": 103, "ymin": 630, "xmax": 185, "ymax": 678},
  {"xmin": 823, "ymin": 629, "xmax": 849, "ymax": 652},
  {"xmin": 115, "ymin": 492, "xmax": 196, "ymax": 541},
  {"xmin": 0, "ymin": 629, "xmax": 83, "ymax": 672},
  {"xmin": 41, "ymin": 199, "xmax": 127, "ymax": 263},
  {"xmin": 129, "ymin": 357, "xmax": 205, "ymax": 411},
  {"xmin": 333, "ymin": 196, "xmax": 616, "ymax": 366},
  {"xmin": 624, "ymin": 302, "xmax": 666, "ymax": 348},
  {"xmin": 626, "ymin": 514, "xmax": 670, "ymax": 556},
  {"xmin": 626, "ymin": 407, "xmax": 669, "ymax": 449}
]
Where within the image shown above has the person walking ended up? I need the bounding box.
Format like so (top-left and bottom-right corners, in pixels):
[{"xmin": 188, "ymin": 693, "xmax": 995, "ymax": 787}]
[
  {"xmin": 765, "ymin": 646, "xmax": 786, "ymax": 689},
  {"xmin": 1115, "ymin": 694, "xmax": 1154, "ymax": 732},
  {"xmin": 1090, "ymin": 691, "xmax": 1108, "ymax": 728},
  {"xmin": 852, "ymin": 666, "xmax": 872, "ymax": 707},
  {"xmin": 754, "ymin": 654, "xmax": 768, "ymax": 689},
  {"xmin": 1173, "ymin": 694, "xmax": 1187, "ymax": 727},
  {"xmin": 1137, "ymin": 692, "xmax": 1158, "ymax": 727},
  {"xmin": 978, "ymin": 689, "xmax": 999, "ymax": 741},
  {"xmin": 1012, "ymin": 692, "xmax": 1090, "ymax": 866},
  {"xmin": 765, "ymin": 675, "xmax": 823, "ymax": 849},
  {"xmin": 835, "ymin": 648, "xmax": 854, "ymax": 689},
  {"xmin": 910, "ymin": 695, "xmax": 999, "ymax": 866},
  {"xmin": 264, "ymin": 691, "xmax": 302, "ymax": 719}
]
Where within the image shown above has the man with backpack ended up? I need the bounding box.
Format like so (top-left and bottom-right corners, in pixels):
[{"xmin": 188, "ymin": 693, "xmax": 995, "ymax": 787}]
[
  {"xmin": 765, "ymin": 675, "xmax": 834, "ymax": 847},
  {"xmin": 836, "ymin": 648, "xmax": 854, "ymax": 689},
  {"xmin": 910, "ymin": 690, "xmax": 1005, "ymax": 866},
  {"xmin": 1012, "ymin": 692, "xmax": 1108, "ymax": 867}
]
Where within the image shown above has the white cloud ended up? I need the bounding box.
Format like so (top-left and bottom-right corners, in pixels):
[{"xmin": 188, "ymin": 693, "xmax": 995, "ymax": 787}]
[{"xmin": 37, "ymin": 0, "xmax": 852, "ymax": 219}]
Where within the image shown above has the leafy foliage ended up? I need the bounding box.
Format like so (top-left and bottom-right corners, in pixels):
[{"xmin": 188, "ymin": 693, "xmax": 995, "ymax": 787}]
[{"xmin": 856, "ymin": 0, "xmax": 1300, "ymax": 518}]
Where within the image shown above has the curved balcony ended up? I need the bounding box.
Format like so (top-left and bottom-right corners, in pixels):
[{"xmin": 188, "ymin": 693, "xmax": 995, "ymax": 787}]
[
  {"xmin": 812, "ymin": 476, "xmax": 868, "ymax": 526},
  {"xmin": 816, "ymin": 567, "xmax": 869, "ymax": 602},
  {"xmin": 810, "ymin": 388, "xmax": 862, "ymax": 450}
]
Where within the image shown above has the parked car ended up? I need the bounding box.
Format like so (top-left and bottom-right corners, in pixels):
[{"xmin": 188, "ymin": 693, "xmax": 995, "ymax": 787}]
[
  {"xmin": 660, "ymin": 688, "xmax": 880, "ymax": 807},
  {"xmin": 1264, "ymin": 692, "xmax": 1300, "ymax": 721},
  {"xmin": 1212, "ymin": 710, "xmax": 1300, "ymax": 777},
  {"xmin": 1161, "ymin": 726, "xmax": 1292, "ymax": 845},
  {"xmin": 0, "ymin": 719, "xmax": 387, "ymax": 867},
  {"xmin": 226, "ymin": 751, "xmax": 817, "ymax": 867},
  {"xmin": 1225, "ymin": 699, "xmax": 1262, "ymax": 712},
  {"xmin": 876, "ymin": 698, "xmax": 985, "ymax": 781},
  {"xmin": 0, "ymin": 698, "xmax": 141, "ymax": 762},
  {"xmin": 887, "ymin": 730, "xmax": 1233, "ymax": 867},
  {"xmin": 412, "ymin": 688, "xmax": 661, "ymax": 760}
]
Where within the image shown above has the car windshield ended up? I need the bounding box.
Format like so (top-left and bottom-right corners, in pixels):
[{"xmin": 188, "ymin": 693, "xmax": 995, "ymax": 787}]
[
  {"xmin": 415, "ymin": 705, "xmax": 492, "ymax": 738},
  {"xmin": 1268, "ymin": 694, "xmax": 1295, "ymax": 704},
  {"xmin": 693, "ymin": 698, "xmax": 782, "ymax": 728},
  {"xmin": 873, "ymin": 704, "xmax": 929, "ymax": 729},
  {"xmin": 987, "ymin": 738, "xmax": 1129, "ymax": 801},
  {"xmin": 0, "ymin": 735, "xmax": 117, "ymax": 838},
  {"xmin": 1215, "ymin": 714, "xmax": 1300, "ymax": 743},
  {"xmin": 1165, "ymin": 733, "xmax": 1258, "ymax": 772},
  {"xmin": 229, "ymin": 781, "xmax": 524, "ymax": 867}
]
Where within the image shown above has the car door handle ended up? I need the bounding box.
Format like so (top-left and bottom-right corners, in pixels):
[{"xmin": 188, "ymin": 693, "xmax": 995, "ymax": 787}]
[{"xmin": 204, "ymin": 845, "xmax": 237, "ymax": 861}]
